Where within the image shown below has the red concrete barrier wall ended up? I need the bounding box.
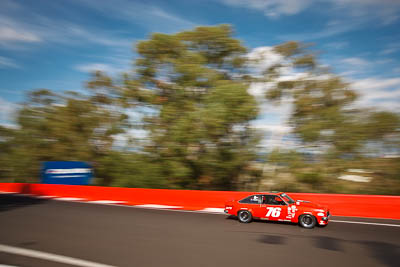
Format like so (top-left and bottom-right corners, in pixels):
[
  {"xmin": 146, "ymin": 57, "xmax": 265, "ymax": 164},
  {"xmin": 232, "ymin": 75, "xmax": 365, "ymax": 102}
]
[{"xmin": 1, "ymin": 183, "xmax": 399, "ymax": 220}]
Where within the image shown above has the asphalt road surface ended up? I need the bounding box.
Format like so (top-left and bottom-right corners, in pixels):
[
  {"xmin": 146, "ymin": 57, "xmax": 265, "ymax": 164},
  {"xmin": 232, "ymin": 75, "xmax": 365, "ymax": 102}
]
[{"xmin": 1, "ymin": 194, "xmax": 399, "ymax": 267}]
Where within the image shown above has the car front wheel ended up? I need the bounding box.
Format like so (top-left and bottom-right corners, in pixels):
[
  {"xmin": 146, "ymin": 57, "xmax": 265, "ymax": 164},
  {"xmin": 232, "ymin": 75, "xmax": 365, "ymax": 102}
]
[
  {"xmin": 298, "ymin": 214, "xmax": 317, "ymax": 228},
  {"xmin": 238, "ymin": 210, "xmax": 252, "ymax": 223}
]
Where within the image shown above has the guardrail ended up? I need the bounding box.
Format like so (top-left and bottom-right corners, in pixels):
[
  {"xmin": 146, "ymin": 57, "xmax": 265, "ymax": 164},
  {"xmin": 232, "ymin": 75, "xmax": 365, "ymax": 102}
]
[{"xmin": 1, "ymin": 183, "xmax": 399, "ymax": 220}]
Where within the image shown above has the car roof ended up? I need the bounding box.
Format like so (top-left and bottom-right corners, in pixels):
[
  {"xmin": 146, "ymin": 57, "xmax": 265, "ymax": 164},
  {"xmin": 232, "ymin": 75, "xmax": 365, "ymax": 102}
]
[
  {"xmin": 240, "ymin": 192, "xmax": 283, "ymax": 198},
  {"xmin": 256, "ymin": 191, "xmax": 284, "ymax": 195},
  {"xmin": 237, "ymin": 192, "xmax": 284, "ymax": 201}
]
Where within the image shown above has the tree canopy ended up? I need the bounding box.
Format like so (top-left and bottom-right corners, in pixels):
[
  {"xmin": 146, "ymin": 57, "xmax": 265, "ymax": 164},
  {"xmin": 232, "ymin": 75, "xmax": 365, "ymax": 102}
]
[
  {"xmin": 1, "ymin": 25, "xmax": 399, "ymax": 194},
  {"xmin": 88, "ymin": 25, "xmax": 259, "ymax": 189}
]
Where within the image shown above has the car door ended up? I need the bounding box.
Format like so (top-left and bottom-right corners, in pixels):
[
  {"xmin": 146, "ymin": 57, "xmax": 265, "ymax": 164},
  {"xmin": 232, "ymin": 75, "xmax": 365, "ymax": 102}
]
[{"xmin": 258, "ymin": 195, "xmax": 288, "ymax": 221}]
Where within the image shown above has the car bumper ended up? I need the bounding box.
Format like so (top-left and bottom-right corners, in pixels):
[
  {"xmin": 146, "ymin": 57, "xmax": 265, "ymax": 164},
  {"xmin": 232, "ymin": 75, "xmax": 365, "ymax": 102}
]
[
  {"xmin": 319, "ymin": 211, "xmax": 331, "ymax": 225},
  {"xmin": 224, "ymin": 206, "xmax": 234, "ymax": 214}
]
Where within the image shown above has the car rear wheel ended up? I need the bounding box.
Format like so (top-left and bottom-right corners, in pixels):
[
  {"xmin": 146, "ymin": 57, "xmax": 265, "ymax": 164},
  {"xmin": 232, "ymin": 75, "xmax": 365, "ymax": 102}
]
[
  {"xmin": 238, "ymin": 210, "xmax": 252, "ymax": 223},
  {"xmin": 299, "ymin": 214, "xmax": 316, "ymax": 229}
]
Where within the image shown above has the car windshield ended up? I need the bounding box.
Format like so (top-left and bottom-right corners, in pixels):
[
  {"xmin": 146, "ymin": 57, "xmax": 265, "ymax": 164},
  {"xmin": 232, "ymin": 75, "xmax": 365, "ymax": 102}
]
[{"xmin": 280, "ymin": 193, "xmax": 295, "ymax": 204}]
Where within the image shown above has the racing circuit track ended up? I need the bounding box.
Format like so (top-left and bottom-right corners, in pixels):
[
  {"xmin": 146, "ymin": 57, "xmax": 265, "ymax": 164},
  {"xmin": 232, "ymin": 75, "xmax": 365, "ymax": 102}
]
[{"xmin": 1, "ymin": 194, "xmax": 399, "ymax": 267}]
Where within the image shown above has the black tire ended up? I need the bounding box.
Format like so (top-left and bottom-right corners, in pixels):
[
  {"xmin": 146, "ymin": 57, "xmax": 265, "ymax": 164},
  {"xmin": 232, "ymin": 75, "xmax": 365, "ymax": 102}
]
[
  {"xmin": 238, "ymin": 210, "xmax": 252, "ymax": 223},
  {"xmin": 298, "ymin": 214, "xmax": 317, "ymax": 229}
]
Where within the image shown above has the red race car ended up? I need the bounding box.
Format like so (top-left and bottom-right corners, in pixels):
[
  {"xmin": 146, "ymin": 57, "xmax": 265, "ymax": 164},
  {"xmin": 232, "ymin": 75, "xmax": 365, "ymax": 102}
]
[{"xmin": 224, "ymin": 192, "xmax": 330, "ymax": 228}]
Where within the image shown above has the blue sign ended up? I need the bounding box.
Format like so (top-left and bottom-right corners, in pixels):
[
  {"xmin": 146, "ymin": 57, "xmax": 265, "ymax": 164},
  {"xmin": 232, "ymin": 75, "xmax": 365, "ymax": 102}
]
[{"xmin": 41, "ymin": 161, "xmax": 93, "ymax": 185}]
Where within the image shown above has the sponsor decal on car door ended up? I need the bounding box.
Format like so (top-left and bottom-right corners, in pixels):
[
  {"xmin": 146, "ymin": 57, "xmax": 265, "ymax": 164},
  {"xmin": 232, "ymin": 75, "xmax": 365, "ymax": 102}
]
[{"xmin": 258, "ymin": 195, "xmax": 288, "ymax": 221}]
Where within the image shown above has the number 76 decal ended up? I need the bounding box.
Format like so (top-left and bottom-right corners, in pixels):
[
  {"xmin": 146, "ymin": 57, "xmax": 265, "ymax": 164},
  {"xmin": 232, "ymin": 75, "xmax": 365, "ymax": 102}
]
[{"xmin": 266, "ymin": 207, "xmax": 281, "ymax": 217}]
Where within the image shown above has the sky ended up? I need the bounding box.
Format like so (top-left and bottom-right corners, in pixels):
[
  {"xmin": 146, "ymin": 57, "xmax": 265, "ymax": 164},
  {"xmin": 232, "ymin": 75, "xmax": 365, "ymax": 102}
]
[{"xmin": 0, "ymin": 0, "xmax": 399, "ymax": 147}]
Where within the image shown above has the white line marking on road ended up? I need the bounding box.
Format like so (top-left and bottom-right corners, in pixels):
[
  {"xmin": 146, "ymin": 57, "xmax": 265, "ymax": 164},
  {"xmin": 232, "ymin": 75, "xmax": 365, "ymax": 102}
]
[
  {"xmin": 200, "ymin": 208, "xmax": 225, "ymax": 213},
  {"xmin": 88, "ymin": 200, "xmax": 127, "ymax": 204},
  {"xmin": 134, "ymin": 204, "xmax": 182, "ymax": 209},
  {"xmin": 53, "ymin": 197, "xmax": 85, "ymax": 201},
  {"xmin": 331, "ymin": 220, "xmax": 400, "ymax": 227},
  {"xmin": 0, "ymin": 244, "xmax": 116, "ymax": 267}
]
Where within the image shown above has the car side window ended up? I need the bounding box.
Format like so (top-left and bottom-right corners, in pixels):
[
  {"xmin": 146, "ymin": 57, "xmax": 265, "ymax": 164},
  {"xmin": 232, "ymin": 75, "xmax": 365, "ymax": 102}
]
[
  {"xmin": 263, "ymin": 195, "xmax": 286, "ymax": 205},
  {"xmin": 239, "ymin": 195, "xmax": 262, "ymax": 204}
]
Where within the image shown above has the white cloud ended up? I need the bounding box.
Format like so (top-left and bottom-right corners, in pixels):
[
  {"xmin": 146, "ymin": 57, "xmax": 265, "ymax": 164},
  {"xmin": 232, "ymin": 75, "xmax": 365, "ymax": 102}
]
[
  {"xmin": 0, "ymin": 0, "xmax": 197, "ymax": 52},
  {"xmin": 0, "ymin": 56, "xmax": 19, "ymax": 69},
  {"xmin": 221, "ymin": 0, "xmax": 400, "ymax": 23},
  {"xmin": 62, "ymin": 25, "xmax": 133, "ymax": 48},
  {"xmin": 330, "ymin": 56, "xmax": 373, "ymax": 77},
  {"xmin": 222, "ymin": 0, "xmax": 311, "ymax": 18},
  {"xmin": 0, "ymin": 5, "xmax": 133, "ymax": 50},
  {"xmin": 0, "ymin": 97, "xmax": 17, "ymax": 126},
  {"xmin": 0, "ymin": 26, "xmax": 41, "ymax": 43},
  {"xmin": 0, "ymin": 16, "xmax": 41, "ymax": 47},
  {"xmin": 351, "ymin": 77, "xmax": 400, "ymax": 110},
  {"xmin": 75, "ymin": 63, "xmax": 127, "ymax": 74},
  {"xmin": 251, "ymin": 123, "xmax": 291, "ymax": 134},
  {"xmin": 375, "ymin": 59, "xmax": 394, "ymax": 65},
  {"xmin": 249, "ymin": 82, "xmax": 294, "ymax": 144},
  {"xmin": 352, "ymin": 77, "xmax": 400, "ymax": 92},
  {"xmin": 75, "ymin": 63, "xmax": 113, "ymax": 73},
  {"xmin": 29, "ymin": 20, "xmax": 133, "ymax": 49},
  {"xmin": 113, "ymin": 128, "xmax": 148, "ymax": 148},
  {"xmin": 380, "ymin": 42, "xmax": 400, "ymax": 55},
  {"xmin": 278, "ymin": 18, "xmax": 366, "ymax": 41},
  {"xmin": 336, "ymin": 56, "xmax": 397, "ymax": 77},
  {"xmin": 247, "ymin": 46, "xmax": 284, "ymax": 72},
  {"xmin": 246, "ymin": 46, "xmax": 300, "ymax": 149},
  {"xmin": 78, "ymin": 0, "xmax": 199, "ymax": 33},
  {"xmin": 324, "ymin": 41, "xmax": 348, "ymax": 50},
  {"xmin": 149, "ymin": 6, "xmax": 197, "ymax": 29},
  {"xmin": 223, "ymin": 0, "xmax": 400, "ymax": 42},
  {"xmin": 341, "ymin": 57, "xmax": 369, "ymax": 67}
]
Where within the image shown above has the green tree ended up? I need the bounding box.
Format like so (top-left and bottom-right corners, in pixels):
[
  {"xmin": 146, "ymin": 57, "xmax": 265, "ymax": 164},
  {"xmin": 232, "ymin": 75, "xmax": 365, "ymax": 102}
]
[
  {"xmin": 2, "ymin": 26, "xmax": 398, "ymax": 193},
  {"xmin": 261, "ymin": 42, "xmax": 400, "ymax": 194},
  {"xmin": 0, "ymin": 89, "xmax": 128, "ymax": 184},
  {"xmin": 89, "ymin": 25, "xmax": 259, "ymax": 190},
  {"xmin": 262, "ymin": 42, "xmax": 399, "ymax": 156}
]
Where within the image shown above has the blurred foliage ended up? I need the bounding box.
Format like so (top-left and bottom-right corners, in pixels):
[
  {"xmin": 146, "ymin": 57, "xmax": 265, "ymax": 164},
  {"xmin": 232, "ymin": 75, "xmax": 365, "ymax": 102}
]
[
  {"xmin": 125, "ymin": 25, "xmax": 258, "ymax": 190},
  {"xmin": 296, "ymin": 172, "xmax": 324, "ymax": 187},
  {"xmin": 0, "ymin": 89, "xmax": 128, "ymax": 184},
  {"xmin": 257, "ymin": 40, "xmax": 400, "ymax": 195},
  {"xmin": 0, "ymin": 25, "xmax": 399, "ymax": 194},
  {"xmin": 0, "ymin": 25, "xmax": 259, "ymax": 190}
]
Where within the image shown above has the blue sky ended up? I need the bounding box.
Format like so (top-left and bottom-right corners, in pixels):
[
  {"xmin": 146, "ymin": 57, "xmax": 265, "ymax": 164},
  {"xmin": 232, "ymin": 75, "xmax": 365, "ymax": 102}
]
[{"xmin": 1, "ymin": 0, "xmax": 399, "ymax": 143}]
